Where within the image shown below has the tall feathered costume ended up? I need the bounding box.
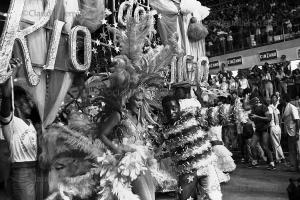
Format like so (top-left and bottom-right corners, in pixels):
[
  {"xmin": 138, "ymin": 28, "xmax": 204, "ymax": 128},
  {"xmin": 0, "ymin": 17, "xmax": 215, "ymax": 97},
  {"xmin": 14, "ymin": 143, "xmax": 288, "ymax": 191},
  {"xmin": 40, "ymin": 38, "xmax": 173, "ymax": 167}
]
[
  {"xmin": 98, "ymin": 13, "xmax": 179, "ymax": 125},
  {"xmin": 42, "ymin": 13, "xmax": 179, "ymax": 200}
]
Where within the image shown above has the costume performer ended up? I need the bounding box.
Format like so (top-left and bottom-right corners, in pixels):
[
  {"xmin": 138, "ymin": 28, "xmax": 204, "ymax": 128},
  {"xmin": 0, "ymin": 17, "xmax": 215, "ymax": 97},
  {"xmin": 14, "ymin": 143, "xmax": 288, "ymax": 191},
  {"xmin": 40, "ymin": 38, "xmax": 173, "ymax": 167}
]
[
  {"xmin": 40, "ymin": 13, "xmax": 178, "ymax": 200},
  {"xmin": 208, "ymin": 105, "xmax": 236, "ymax": 176},
  {"xmin": 161, "ymin": 97, "xmax": 222, "ymax": 200}
]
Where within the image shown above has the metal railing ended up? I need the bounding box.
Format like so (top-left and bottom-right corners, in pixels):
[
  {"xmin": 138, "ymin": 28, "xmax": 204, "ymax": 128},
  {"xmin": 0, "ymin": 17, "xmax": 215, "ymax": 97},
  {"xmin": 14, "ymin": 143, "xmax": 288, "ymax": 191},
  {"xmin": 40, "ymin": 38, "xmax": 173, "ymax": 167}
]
[{"xmin": 206, "ymin": 23, "xmax": 300, "ymax": 57}]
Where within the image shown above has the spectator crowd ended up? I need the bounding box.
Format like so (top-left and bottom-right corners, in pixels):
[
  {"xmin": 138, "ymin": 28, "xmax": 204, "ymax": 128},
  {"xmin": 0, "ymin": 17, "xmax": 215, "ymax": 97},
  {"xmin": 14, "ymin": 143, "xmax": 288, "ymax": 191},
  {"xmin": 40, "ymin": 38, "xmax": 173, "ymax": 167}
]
[
  {"xmin": 203, "ymin": 0, "xmax": 300, "ymax": 56},
  {"xmin": 205, "ymin": 57, "xmax": 300, "ymax": 172}
]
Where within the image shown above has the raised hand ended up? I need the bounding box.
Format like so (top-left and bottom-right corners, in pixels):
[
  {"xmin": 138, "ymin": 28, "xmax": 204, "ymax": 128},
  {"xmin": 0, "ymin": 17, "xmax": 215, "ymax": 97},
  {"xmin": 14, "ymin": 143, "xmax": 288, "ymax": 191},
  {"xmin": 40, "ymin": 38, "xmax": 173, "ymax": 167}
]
[{"xmin": 1, "ymin": 58, "xmax": 22, "ymax": 97}]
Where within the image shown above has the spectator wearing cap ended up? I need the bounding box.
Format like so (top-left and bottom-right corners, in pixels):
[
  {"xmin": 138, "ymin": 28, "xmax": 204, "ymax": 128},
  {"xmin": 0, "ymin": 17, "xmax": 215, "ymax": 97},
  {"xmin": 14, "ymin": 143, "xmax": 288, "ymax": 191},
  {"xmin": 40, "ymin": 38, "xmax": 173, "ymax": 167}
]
[
  {"xmin": 280, "ymin": 95, "xmax": 300, "ymax": 172},
  {"xmin": 248, "ymin": 96, "xmax": 275, "ymax": 169}
]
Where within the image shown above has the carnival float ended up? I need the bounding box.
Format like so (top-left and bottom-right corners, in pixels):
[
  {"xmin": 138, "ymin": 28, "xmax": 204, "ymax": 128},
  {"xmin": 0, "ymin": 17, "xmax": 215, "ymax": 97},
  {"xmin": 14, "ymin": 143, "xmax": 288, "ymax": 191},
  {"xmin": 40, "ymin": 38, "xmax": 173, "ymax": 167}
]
[{"xmin": 0, "ymin": 0, "xmax": 243, "ymax": 200}]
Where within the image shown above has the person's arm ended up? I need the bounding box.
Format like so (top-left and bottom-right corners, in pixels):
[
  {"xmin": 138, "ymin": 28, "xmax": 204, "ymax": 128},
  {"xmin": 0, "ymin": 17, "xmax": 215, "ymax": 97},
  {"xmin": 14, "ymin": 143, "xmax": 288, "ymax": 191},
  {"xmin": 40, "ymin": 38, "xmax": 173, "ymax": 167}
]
[
  {"xmin": 246, "ymin": 79, "xmax": 250, "ymax": 88},
  {"xmin": 0, "ymin": 59, "xmax": 21, "ymax": 142},
  {"xmin": 267, "ymin": 73, "xmax": 272, "ymax": 80},
  {"xmin": 97, "ymin": 112, "xmax": 122, "ymax": 154},
  {"xmin": 1, "ymin": 58, "xmax": 21, "ymax": 120},
  {"xmin": 0, "ymin": 78, "xmax": 13, "ymax": 119},
  {"xmin": 97, "ymin": 111, "xmax": 135, "ymax": 154},
  {"xmin": 291, "ymin": 106, "xmax": 300, "ymax": 140},
  {"xmin": 193, "ymin": 87, "xmax": 204, "ymax": 105},
  {"xmin": 250, "ymin": 107, "xmax": 272, "ymax": 122},
  {"xmin": 0, "ymin": 78, "xmax": 14, "ymax": 142}
]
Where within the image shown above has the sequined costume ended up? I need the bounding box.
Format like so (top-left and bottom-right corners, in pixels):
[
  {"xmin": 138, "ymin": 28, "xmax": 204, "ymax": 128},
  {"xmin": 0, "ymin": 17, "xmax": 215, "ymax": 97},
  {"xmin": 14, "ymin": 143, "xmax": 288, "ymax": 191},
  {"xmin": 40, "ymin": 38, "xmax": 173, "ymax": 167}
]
[{"xmin": 161, "ymin": 99, "xmax": 222, "ymax": 200}]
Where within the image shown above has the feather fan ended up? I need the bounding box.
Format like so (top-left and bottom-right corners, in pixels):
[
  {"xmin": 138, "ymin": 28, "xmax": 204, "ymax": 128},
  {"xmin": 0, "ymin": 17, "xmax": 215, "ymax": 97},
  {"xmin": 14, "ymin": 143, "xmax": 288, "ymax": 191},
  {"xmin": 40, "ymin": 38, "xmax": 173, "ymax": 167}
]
[{"xmin": 112, "ymin": 15, "xmax": 155, "ymax": 69}]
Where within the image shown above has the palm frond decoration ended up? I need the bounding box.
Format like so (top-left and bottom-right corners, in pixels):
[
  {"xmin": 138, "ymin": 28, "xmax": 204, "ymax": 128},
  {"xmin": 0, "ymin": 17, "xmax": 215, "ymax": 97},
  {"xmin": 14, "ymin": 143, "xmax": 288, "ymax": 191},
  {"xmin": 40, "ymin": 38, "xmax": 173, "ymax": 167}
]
[
  {"xmin": 112, "ymin": 14, "xmax": 155, "ymax": 69},
  {"xmin": 142, "ymin": 33, "xmax": 180, "ymax": 74}
]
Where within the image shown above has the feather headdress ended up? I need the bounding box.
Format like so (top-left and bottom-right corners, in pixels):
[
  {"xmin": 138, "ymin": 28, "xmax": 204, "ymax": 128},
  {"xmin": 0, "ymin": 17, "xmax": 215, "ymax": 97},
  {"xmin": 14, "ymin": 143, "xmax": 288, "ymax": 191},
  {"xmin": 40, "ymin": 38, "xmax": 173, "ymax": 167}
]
[{"xmin": 98, "ymin": 13, "xmax": 179, "ymax": 123}]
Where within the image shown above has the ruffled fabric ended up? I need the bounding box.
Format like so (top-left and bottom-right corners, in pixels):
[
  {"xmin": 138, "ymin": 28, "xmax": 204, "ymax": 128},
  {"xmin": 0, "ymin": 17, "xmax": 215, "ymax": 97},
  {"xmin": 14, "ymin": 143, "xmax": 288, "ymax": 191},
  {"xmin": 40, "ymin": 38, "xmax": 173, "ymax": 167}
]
[
  {"xmin": 209, "ymin": 125, "xmax": 236, "ymax": 173},
  {"xmin": 214, "ymin": 166, "xmax": 230, "ymax": 183},
  {"xmin": 213, "ymin": 145, "xmax": 236, "ymax": 173},
  {"xmin": 179, "ymin": 98, "xmax": 202, "ymax": 110},
  {"xmin": 206, "ymin": 165, "xmax": 223, "ymax": 200}
]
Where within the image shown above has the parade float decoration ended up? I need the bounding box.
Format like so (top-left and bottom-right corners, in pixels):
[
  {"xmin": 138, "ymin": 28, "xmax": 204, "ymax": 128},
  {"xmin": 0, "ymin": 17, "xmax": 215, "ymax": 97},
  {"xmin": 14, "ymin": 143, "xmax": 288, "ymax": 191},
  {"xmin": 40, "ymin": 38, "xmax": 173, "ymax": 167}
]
[
  {"xmin": 150, "ymin": 0, "xmax": 210, "ymax": 88},
  {"xmin": 158, "ymin": 98, "xmax": 238, "ymax": 200},
  {"xmin": 42, "ymin": 123, "xmax": 176, "ymax": 200},
  {"xmin": 41, "ymin": 10, "xmax": 180, "ymax": 200}
]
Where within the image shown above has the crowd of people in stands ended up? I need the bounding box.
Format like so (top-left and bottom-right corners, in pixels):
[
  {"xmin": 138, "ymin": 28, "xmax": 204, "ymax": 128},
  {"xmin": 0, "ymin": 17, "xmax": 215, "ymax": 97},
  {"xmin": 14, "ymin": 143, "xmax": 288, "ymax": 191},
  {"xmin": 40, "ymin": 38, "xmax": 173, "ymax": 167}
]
[
  {"xmin": 203, "ymin": 0, "xmax": 300, "ymax": 56},
  {"xmin": 206, "ymin": 56, "xmax": 300, "ymax": 172}
]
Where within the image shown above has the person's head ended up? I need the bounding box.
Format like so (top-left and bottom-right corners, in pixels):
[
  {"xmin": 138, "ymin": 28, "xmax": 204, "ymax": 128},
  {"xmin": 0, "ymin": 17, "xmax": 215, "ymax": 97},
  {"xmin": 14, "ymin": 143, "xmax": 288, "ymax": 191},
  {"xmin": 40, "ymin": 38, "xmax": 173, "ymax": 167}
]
[
  {"xmin": 14, "ymin": 86, "xmax": 34, "ymax": 119},
  {"xmin": 280, "ymin": 94, "xmax": 291, "ymax": 105},
  {"xmin": 231, "ymin": 90, "xmax": 238, "ymax": 99},
  {"xmin": 127, "ymin": 91, "xmax": 143, "ymax": 115},
  {"xmin": 162, "ymin": 96, "xmax": 180, "ymax": 123},
  {"xmin": 265, "ymin": 97, "xmax": 271, "ymax": 106},
  {"xmin": 243, "ymin": 88, "xmax": 251, "ymax": 96},
  {"xmin": 222, "ymin": 76, "xmax": 227, "ymax": 83},
  {"xmin": 201, "ymin": 60, "xmax": 207, "ymax": 66},
  {"xmin": 219, "ymin": 73, "xmax": 223, "ymax": 80},
  {"xmin": 174, "ymin": 87, "xmax": 187, "ymax": 100},
  {"xmin": 249, "ymin": 96, "xmax": 260, "ymax": 109},
  {"xmin": 270, "ymin": 94, "xmax": 277, "ymax": 105}
]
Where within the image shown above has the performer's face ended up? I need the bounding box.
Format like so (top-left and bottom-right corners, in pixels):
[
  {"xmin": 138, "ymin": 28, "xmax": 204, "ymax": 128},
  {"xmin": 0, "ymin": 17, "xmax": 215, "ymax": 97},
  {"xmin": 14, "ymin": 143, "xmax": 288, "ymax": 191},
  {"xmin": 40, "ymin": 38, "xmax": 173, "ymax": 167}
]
[
  {"xmin": 129, "ymin": 93, "xmax": 143, "ymax": 109},
  {"xmin": 166, "ymin": 100, "xmax": 180, "ymax": 121}
]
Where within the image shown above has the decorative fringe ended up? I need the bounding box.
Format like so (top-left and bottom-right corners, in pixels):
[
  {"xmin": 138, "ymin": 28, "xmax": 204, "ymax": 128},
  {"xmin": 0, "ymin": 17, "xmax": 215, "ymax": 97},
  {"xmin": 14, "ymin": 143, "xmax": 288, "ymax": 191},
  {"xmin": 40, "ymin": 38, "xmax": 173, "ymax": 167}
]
[{"xmin": 43, "ymin": 125, "xmax": 175, "ymax": 200}]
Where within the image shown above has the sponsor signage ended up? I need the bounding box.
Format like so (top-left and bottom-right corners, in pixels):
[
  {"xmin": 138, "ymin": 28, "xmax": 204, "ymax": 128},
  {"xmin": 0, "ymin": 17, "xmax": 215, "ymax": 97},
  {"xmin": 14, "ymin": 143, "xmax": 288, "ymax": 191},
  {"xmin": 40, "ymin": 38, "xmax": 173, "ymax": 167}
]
[
  {"xmin": 227, "ymin": 56, "xmax": 242, "ymax": 66},
  {"xmin": 209, "ymin": 61, "xmax": 219, "ymax": 69},
  {"xmin": 259, "ymin": 50, "xmax": 278, "ymax": 61}
]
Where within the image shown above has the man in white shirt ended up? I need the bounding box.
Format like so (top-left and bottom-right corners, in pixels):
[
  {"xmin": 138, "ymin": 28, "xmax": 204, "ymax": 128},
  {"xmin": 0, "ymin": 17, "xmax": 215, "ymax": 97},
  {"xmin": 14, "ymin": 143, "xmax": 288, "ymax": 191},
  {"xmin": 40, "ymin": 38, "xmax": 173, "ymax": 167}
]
[
  {"xmin": 268, "ymin": 94, "xmax": 285, "ymax": 163},
  {"xmin": 0, "ymin": 59, "xmax": 39, "ymax": 200},
  {"xmin": 281, "ymin": 95, "xmax": 300, "ymax": 172}
]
